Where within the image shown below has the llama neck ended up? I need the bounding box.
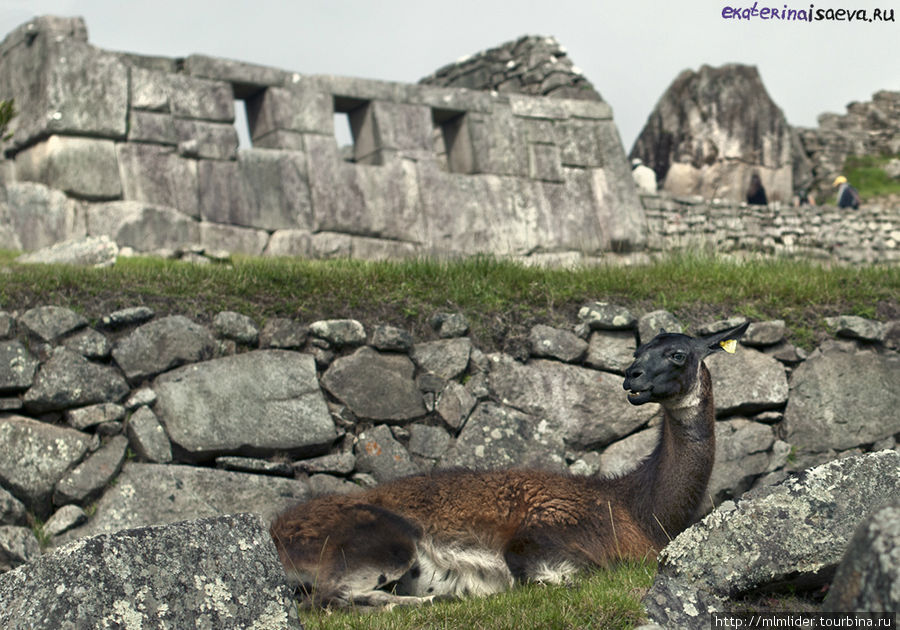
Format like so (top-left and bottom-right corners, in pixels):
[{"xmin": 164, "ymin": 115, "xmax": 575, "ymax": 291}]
[{"xmin": 625, "ymin": 364, "xmax": 716, "ymax": 547}]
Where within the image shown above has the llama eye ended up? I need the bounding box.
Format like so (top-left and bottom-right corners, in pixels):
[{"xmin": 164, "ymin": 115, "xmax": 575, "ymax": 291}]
[{"xmin": 671, "ymin": 352, "xmax": 686, "ymax": 364}]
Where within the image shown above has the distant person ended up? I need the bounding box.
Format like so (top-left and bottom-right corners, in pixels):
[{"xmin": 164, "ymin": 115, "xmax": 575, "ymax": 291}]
[
  {"xmin": 746, "ymin": 172, "xmax": 768, "ymax": 205},
  {"xmin": 833, "ymin": 175, "xmax": 860, "ymax": 209},
  {"xmin": 631, "ymin": 158, "xmax": 657, "ymax": 193}
]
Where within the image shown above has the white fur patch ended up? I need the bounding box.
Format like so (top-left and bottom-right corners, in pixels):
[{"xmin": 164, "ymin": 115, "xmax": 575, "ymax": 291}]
[
  {"xmin": 527, "ymin": 559, "xmax": 579, "ymax": 585},
  {"xmin": 397, "ymin": 537, "xmax": 514, "ymax": 598}
]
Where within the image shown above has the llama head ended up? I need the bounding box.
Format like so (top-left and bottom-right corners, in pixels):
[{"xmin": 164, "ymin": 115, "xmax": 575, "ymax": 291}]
[{"xmin": 623, "ymin": 322, "xmax": 750, "ymax": 406}]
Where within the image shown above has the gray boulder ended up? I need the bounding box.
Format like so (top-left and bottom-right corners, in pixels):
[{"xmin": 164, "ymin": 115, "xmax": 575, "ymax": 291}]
[
  {"xmin": 825, "ymin": 315, "xmax": 887, "ymax": 343},
  {"xmin": 53, "ymin": 434, "xmax": 129, "ymax": 505},
  {"xmin": 354, "ymin": 424, "xmax": 419, "ymax": 482},
  {"xmin": 112, "ymin": 315, "xmax": 215, "ymax": 382},
  {"xmin": 23, "ymin": 347, "xmax": 130, "ymax": 413},
  {"xmin": 707, "ymin": 419, "xmax": 776, "ymax": 504},
  {"xmin": 65, "ymin": 402, "xmax": 125, "ymax": 431},
  {"xmin": 370, "ymin": 325, "xmax": 414, "ymax": 352},
  {"xmin": 441, "ymin": 401, "xmax": 567, "ymax": 471},
  {"xmin": 705, "ymin": 346, "xmax": 788, "ymax": 416},
  {"xmin": 0, "ymin": 415, "xmax": 91, "ymax": 516},
  {"xmin": 783, "ymin": 345, "xmax": 900, "ymax": 453},
  {"xmin": 259, "ymin": 318, "xmax": 308, "ymax": 349},
  {"xmin": 638, "ymin": 310, "xmax": 682, "ymax": 345},
  {"xmin": 63, "ymin": 327, "xmax": 112, "ymax": 359},
  {"xmin": 100, "ymin": 306, "xmax": 155, "ymax": 329},
  {"xmin": 0, "ymin": 487, "xmax": 27, "ymax": 526},
  {"xmin": 598, "ymin": 425, "xmax": 658, "ymax": 476},
  {"xmin": 743, "ymin": 320, "xmax": 786, "ymax": 347},
  {"xmin": 57, "ymin": 462, "xmax": 309, "ymax": 543},
  {"xmin": 153, "ymin": 350, "xmax": 336, "ymax": 461},
  {"xmin": 125, "ymin": 406, "xmax": 174, "ymax": 464},
  {"xmin": 43, "ymin": 504, "xmax": 87, "ymax": 538},
  {"xmin": 644, "ymin": 451, "xmax": 900, "ymax": 629},
  {"xmin": 0, "ymin": 526, "xmax": 40, "ymax": 573},
  {"xmin": 578, "ymin": 302, "xmax": 636, "ymax": 330},
  {"xmin": 308, "ymin": 319, "xmax": 366, "ymax": 346},
  {"xmin": 322, "ymin": 347, "xmax": 425, "ymax": 422},
  {"xmin": 16, "ymin": 235, "xmax": 118, "ymax": 267},
  {"xmin": 436, "ymin": 381, "xmax": 477, "ymax": 430},
  {"xmin": 0, "ymin": 514, "xmax": 301, "ymax": 629},
  {"xmin": 411, "ymin": 338, "xmax": 472, "ymax": 379},
  {"xmin": 529, "ymin": 324, "xmax": 587, "ymax": 363},
  {"xmin": 2, "ymin": 181, "xmax": 86, "ymax": 252},
  {"xmin": 488, "ymin": 354, "xmax": 655, "ymax": 449},
  {"xmin": 0, "ymin": 340, "xmax": 39, "ymax": 393},
  {"xmin": 18, "ymin": 305, "xmax": 87, "ymax": 342},
  {"xmin": 212, "ymin": 310, "xmax": 259, "ymax": 345},
  {"xmin": 584, "ymin": 330, "xmax": 635, "ymax": 374},
  {"xmin": 824, "ymin": 501, "xmax": 900, "ymax": 618}
]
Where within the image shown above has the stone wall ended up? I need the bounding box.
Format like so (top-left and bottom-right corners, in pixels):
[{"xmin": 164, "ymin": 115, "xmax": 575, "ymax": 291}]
[
  {"xmin": 642, "ymin": 193, "xmax": 900, "ymax": 265},
  {"xmin": 419, "ymin": 35, "xmax": 602, "ymax": 101},
  {"xmin": 0, "ymin": 16, "xmax": 644, "ymax": 260}
]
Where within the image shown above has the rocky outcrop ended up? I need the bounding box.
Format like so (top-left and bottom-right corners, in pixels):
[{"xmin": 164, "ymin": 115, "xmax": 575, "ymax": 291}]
[
  {"xmin": 644, "ymin": 451, "xmax": 900, "ymax": 628},
  {"xmin": 420, "ymin": 35, "xmax": 602, "ymax": 101},
  {"xmin": 0, "ymin": 514, "xmax": 301, "ymax": 630},
  {"xmin": 630, "ymin": 64, "xmax": 802, "ymax": 203}
]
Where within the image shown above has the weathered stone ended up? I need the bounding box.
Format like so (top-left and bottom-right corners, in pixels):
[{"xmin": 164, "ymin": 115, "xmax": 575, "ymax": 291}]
[
  {"xmin": 309, "ymin": 319, "xmax": 366, "ymax": 347},
  {"xmin": 408, "ymin": 424, "xmax": 451, "ymax": 459},
  {"xmin": 127, "ymin": 109, "xmax": 177, "ymax": 144},
  {"xmin": 19, "ymin": 305, "xmax": 87, "ymax": 342},
  {"xmin": 0, "ymin": 514, "xmax": 302, "ymax": 630},
  {"xmin": 115, "ymin": 144, "xmax": 200, "ymax": 218},
  {"xmin": 174, "ymin": 119, "xmax": 238, "ymax": 160},
  {"xmin": 705, "ymin": 346, "xmax": 788, "ymax": 416},
  {"xmin": 54, "ymin": 434, "xmax": 129, "ymax": 506},
  {"xmin": 259, "ymin": 318, "xmax": 308, "ymax": 349},
  {"xmin": 16, "ymin": 235, "xmax": 118, "ymax": 267},
  {"xmin": 441, "ymin": 401, "xmax": 567, "ymax": 471},
  {"xmin": 643, "ymin": 451, "xmax": 900, "ymax": 629},
  {"xmin": 436, "ymin": 381, "xmax": 477, "ymax": 430},
  {"xmin": 371, "ymin": 325, "xmax": 414, "ymax": 352},
  {"xmin": 0, "ymin": 486, "xmax": 27, "ymax": 526},
  {"xmin": 529, "ymin": 324, "xmax": 587, "ymax": 363},
  {"xmin": 411, "ymin": 338, "xmax": 472, "ymax": 380},
  {"xmin": 707, "ymin": 419, "xmax": 776, "ymax": 504},
  {"xmin": 354, "ymin": 424, "xmax": 418, "ymax": 482},
  {"xmin": 15, "ymin": 136, "xmax": 123, "ymax": 199},
  {"xmin": 322, "ymin": 347, "xmax": 425, "ymax": 423},
  {"xmin": 0, "ymin": 526, "xmax": 40, "ymax": 573},
  {"xmin": 0, "ymin": 340, "xmax": 38, "ymax": 393},
  {"xmin": 87, "ymin": 201, "xmax": 201, "ymax": 252},
  {"xmin": 65, "ymin": 402, "xmax": 125, "ymax": 431},
  {"xmin": 247, "ymin": 84, "xmax": 334, "ymax": 140},
  {"xmin": 24, "ymin": 347, "xmax": 129, "ymax": 413},
  {"xmin": 125, "ymin": 406, "xmax": 172, "ymax": 464},
  {"xmin": 585, "ymin": 330, "xmax": 636, "ymax": 374},
  {"xmin": 236, "ymin": 149, "xmax": 313, "ymax": 231},
  {"xmin": 153, "ymin": 350, "xmax": 336, "ymax": 461},
  {"xmin": 743, "ymin": 320, "xmax": 786, "ymax": 347},
  {"xmin": 215, "ymin": 456, "xmax": 294, "ymax": 477},
  {"xmin": 0, "ymin": 415, "xmax": 91, "ymax": 516},
  {"xmin": 213, "ymin": 311, "xmax": 259, "ymax": 345},
  {"xmin": 2, "ymin": 181, "xmax": 85, "ymax": 252},
  {"xmin": 112, "ymin": 315, "xmax": 215, "ymax": 383},
  {"xmin": 62, "ymin": 327, "xmax": 112, "ymax": 359},
  {"xmin": 698, "ymin": 317, "xmax": 750, "ymax": 336},
  {"xmin": 430, "ymin": 312, "xmax": 470, "ymax": 338},
  {"xmin": 637, "ymin": 310, "xmax": 682, "ymax": 345},
  {"xmin": 488, "ymin": 354, "xmax": 655, "ymax": 449},
  {"xmin": 825, "ymin": 315, "xmax": 887, "ymax": 343},
  {"xmin": 293, "ymin": 452, "xmax": 357, "ymax": 476},
  {"xmin": 0, "ymin": 312, "xmax": 14, "ymax": 339},
  {"xmin": 199, "ymin": 221, "xmax": 269, "ymax": 256},
  {"xmin": 598, "ymin": 426, "xmax": 658, "ymax": 477},
  {"xmin": 166, "ymin": 73, "xmax": 234, "ymax": 121},
  {"xmin": 308, "ymin": 474, "xmax": 360, "ymax": 497},
  {"xmin": 43, "ymin": 504, "xmax": 87, "ymax": 538},
  {"xmin": 578, "ymin": 302, "xmax": 636, "ymax": 330},
  {"xmin": 58, "ymin": 463, "xmax": 309, "ymax": 543},
  {"xmin": 824, "ymin": 501, "xmax": 900, "ymax": 616},
  {"xmin": 783, "ymin": 345, "xmax": 900, "ymax": 453},
  {"xmin": 100, "ymin": 306, "xmax": 155, "ymax": 329}
]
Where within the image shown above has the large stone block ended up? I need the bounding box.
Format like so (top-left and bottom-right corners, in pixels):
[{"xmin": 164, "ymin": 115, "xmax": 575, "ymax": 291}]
[
  {"xmin": 247, "ymin": 85, "xmax": 334, "ymax": 140},
  {"xmin": 466, "ymin": 106, "xmax": 528, "ymax": 176},
  {"xmin": 129, "ymin": 65, "xmax": 171, "ymax": 112},
  {"xmin": 23, "ymin": 347, "xmax": 130, "ymax": 413},
  {"xmin": 184, "ymin": 54, "xmax": 293, "ymax": 93},
  {"xmin": 197, "ymin": 159, "xmax": 251, "ymax": 226},
  {"xmin": 166, "ymin": 74, "xmax": 234, "ymax": 122},
  {"xmin": 0, "ymin": 514, "xmax": 302, "ymax": 630},
  {"xmin": 153, "ymin": 350, "xmax": 336, "ymax": 461},
  {"xmin": 127, "ymin": 110, "xmax": 177, "ymax": 145},
  {"xmin": 87, "ymin": 201, "xmax": 200, "ymax": 252},
  {"xmin": 238, "ymin": 149, "xmax": 313, "ymax": 231},
  {"xmin": 174, "ymin": 119, "xmax": 238, "ymax": 160},
  {"xmin": 3, "ymin": 182, "xmax": 86, "ymax": 251},
  {"xmin": 199, "ymin": 222, "xmax": 269, "ymax": 256},
  {"xmin": 0, "ymin": 22, "xmax": 127, "ymax": 148},
  {"xmin": 14, "ymin": 136, "xmax": 122, "ymax": 200},
  {"xmin": 369, "ymin": 101, "xmax": 434, "ymax": 156},
  {"xmin": 116, "ymin": 144, "xmax": 199, "ymax": 217}
]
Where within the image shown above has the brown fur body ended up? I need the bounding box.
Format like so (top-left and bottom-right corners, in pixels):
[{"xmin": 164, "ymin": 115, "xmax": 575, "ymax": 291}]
[{"xmin": 270, "ymin": 324, "xmax": 746, "ymax": 608}]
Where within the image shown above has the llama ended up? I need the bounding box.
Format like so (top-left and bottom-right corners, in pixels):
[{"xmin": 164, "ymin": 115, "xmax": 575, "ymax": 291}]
[{"xmin": 269, "ymin": 322, "xmax": 749, "ymax": 608}]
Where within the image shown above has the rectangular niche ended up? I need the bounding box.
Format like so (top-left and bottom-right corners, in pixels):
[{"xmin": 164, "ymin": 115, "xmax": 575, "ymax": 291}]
[{"xmin": 432, "ymin": 108, "xmax": 474, "ymax": 174}]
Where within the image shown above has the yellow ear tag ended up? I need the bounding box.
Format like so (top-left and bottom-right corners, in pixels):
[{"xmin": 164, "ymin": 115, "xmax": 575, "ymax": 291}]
[{"xmin": 720, "ymin": 339, "xmax": 737, "ymax": 354}]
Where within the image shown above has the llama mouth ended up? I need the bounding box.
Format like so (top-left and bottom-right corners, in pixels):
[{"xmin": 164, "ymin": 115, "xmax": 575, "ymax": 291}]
[{"xmin": 626, "ymin": 389, "xmax": 653, "ymax": 405}]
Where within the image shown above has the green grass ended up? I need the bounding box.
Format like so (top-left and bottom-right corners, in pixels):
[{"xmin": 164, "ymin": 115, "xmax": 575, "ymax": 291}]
[
  {"xmin": 842, "ymin": 154, "xmax": 900, "ymax": 200},
  {"xmin": 299, "ymin": 560, "xmax": 656, "ymax": 630},
  {"xmin": 1, "ymin": 251, "xmax": 897, "ymax": 351}
]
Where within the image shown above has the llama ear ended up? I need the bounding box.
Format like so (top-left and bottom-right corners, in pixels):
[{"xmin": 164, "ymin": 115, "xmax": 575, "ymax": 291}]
[{"xmin": 699, "ymin": 321, "xmax": 750, "ymax": 357}]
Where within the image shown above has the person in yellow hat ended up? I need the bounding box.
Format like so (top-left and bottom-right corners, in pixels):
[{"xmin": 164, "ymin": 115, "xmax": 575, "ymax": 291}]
[{"xmin": 833, "ymin": 175, "xmax": 860, "ymax": 209}]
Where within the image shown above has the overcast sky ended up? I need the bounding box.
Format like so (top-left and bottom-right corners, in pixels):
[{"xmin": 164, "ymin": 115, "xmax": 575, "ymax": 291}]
[{"xmin": 1, "ymin": 0, "xmax": 897, "ymax": 150}]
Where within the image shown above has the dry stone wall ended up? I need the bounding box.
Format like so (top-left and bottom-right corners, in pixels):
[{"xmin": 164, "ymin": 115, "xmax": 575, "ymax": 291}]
[{"xmin": 0, "ymin": 15, "xmax": 644, "ymax": 261}]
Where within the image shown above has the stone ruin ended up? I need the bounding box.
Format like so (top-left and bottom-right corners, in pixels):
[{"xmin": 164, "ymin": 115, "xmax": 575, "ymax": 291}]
[{"xmin": 0, "ymin": 15, "xmax": 644, "ymax": 261}]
